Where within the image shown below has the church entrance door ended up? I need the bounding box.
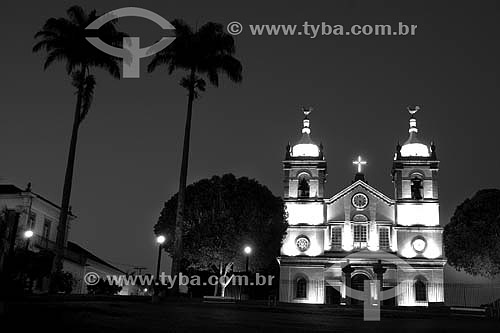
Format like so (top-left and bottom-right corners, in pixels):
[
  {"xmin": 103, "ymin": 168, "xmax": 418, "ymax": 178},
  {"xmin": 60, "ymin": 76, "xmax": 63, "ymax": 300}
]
[
  {"xmin": 325, "ymin": 285, "xmax": 341, "ymax": 305},
  {"xmin": 351, "ymin": 273, "xmax": 370, "ymax": 305}
]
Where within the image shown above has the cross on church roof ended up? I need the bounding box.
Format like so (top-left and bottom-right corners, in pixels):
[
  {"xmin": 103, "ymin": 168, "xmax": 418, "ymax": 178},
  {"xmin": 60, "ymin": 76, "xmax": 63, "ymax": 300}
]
[{"xmin": 353, "ymin": 156, "xmax": 367, "ymax": 173}]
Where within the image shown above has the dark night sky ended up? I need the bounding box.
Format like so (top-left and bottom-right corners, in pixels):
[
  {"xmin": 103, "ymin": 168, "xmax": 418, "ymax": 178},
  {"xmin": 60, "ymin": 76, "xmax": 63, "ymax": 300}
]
[{"xmin": 1, "ymin": 0, "xmax": 499, "ymax": 278}]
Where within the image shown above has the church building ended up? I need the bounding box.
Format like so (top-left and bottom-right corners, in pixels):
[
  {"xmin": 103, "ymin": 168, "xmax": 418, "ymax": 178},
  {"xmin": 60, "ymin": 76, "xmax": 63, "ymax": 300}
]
[{"xmin": 278, "ymin": 107, "xmax": 446, "ymax": 306}]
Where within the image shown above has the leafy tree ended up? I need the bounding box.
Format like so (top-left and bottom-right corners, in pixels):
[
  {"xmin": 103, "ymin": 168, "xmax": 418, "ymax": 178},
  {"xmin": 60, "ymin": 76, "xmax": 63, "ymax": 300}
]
[
  {"xmin": 50, "ymin": 270, "xmax": 74, "ymax": 294},
  {"xmin": 11, "ymin": 249, "xmax": 54, "ymax": 292},
  {"xmin": 154, "ymin": 174, "xmax": 287, "ymax": 297},
  {"xmin": 33, "ymin": 6, "xmax": 126, "ymax": 276},
  {"xmin": 87, "ymin": 278, "xmax": 122, "ymax": 295},
  {"xmin": 148, "ymin": 21, "xmax": 243, "ymax": 292},
  {"xmin": 444, "ymin": 189, "xmax": 500, "ymax": 278}
]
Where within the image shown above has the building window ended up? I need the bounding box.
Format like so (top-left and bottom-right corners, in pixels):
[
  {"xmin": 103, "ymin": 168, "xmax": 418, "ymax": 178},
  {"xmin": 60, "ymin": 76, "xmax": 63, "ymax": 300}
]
[
  {"xmin": 410, "ymin": 175, "xmax": 424, "ymax": 200},
  {"xmin": 42, "ymin": 219, "xmax": 52, "ymax": 248},
  {"xmin": 298, "ymin": 177, "xmax": 310, "ymax": 198},
  {"xmin": 352, "ymin": 214, "xmax": 368, "ymax": 222},
  {"xmin": 295, "ymin": 236, "xmax": 310, "ymax": 252},
  {"xmin": 296, "ymin": 278, "xmax": 307, "ymax": 299},
  {"xmin": 28, "ymin": 212, "xmax": 36, "ymax": 229},
  {"xmin": 353, "ymin": 224, "xmax": 367, "ymax": 242},
  {"xmin": 379, "ymin": 227, "xmax": 390, "ymax": 250},
  {"xmin": 353, "ymin": 224, "xmax": 367, "ymax": 249},
  {"xmin": 415, "ymin": 277, "xmax": 427, "ymax": 302},
  {"xmin": 331, "ymin": 227, "xmax": 342, "ymax": 250}
]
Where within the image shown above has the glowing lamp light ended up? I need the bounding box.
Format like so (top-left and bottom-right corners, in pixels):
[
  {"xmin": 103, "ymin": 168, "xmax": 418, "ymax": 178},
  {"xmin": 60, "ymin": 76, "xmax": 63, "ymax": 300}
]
[
  {"xmin": 156, "ymin": 235, "xmax": 166, "ymax": 244},
  {"xmin": 244, "ymin": 246, "xmax": 252, "ymax": 255},
  {"xmin": 24, "ymin": 230, "xmax": 34, "ymax": 239}
]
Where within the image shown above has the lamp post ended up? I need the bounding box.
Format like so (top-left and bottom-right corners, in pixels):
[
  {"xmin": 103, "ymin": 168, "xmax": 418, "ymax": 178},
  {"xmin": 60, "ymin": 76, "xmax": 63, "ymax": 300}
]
[
  {"xmin": 23, "ymin": 230, "xmax": 34, "ymax": 292},
  {"xmin": 243, "ymin": 246, "xmax": 252, "ymax": 301},
  {"xmin": 152, "ymin": 235, "xmax": 166, "ymax": 303},
  {"xmin": 24, "ymin": 230, "xmax": 34, "ymax": 250},
  {"xmin": 244, "ymin": 246, "xmax": 252, "ymax": 273},
  {"xmin": 155, "ymin": 235, "xmax": 166, "ymax": 283}
]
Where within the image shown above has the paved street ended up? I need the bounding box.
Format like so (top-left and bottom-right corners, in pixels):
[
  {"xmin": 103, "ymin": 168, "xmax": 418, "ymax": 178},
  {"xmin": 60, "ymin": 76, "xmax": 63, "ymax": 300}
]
[{"xmin": 2, "ymin": 299, "xmax": 497, "ymax": 332}]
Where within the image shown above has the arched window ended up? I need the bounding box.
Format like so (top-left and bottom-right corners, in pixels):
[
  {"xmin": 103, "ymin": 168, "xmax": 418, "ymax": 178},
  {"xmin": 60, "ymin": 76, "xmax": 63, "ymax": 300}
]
[
  {"xmin": 410, "ymin": 173, "xmax": 424, "ymax": 200},
  {"xmin": 298, "ymin": 176, "xmax": 310, "ymax": 198},
  {"xmin": 352, "ymin": 214, "xmax": 368, "ymax": 222},
  {"xmin": 414, "ymin": 277, "xmax": 427, "ymax": 302},
  {"xmin": 353, "ymin": 224, "xmax": 368, "ymax": 249},
  {"xmin": 296, "ymin": 278, "xmax": 307, "ymax": 299}
]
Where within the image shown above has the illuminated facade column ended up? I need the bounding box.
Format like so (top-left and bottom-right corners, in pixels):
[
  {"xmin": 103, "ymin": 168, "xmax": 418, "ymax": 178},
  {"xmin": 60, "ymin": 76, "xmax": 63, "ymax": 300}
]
[
  {"xmin": 341, "ymin": 264, "xmax": 355, "ymax": 305},
  {"xmin": 373, "ymin": 260, "xmax": 386, "ymax": 298}
]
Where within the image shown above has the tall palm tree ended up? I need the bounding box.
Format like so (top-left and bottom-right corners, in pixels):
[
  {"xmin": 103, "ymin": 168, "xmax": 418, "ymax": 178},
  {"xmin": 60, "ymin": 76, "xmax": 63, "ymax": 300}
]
[
  {"xmin": 33, "ymin": 6, "xmax": 125, "ymax": 283},
  {"xmin": 148, "ymin": 20, "xmax": 242, "ymax": 292}
]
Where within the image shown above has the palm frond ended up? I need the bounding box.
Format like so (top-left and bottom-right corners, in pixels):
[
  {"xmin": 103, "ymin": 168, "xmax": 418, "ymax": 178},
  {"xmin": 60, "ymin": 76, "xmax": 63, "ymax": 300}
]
[
  {"xmin": 43, "ymin": 50, "xmax": 69, "ymax": 70},
  {"xmin": 147, "ymin": 19, "xmax": 242, "ymax": 92},
  {"xmin": 216, "ymin": 55, "xmax": 243, "ymax": 83},
  {"xmin": 33, "ymin": 5, "xmax": 125, "ymax": 78},
  {"xmin": 67, "ymin": 5, "xmax": 87, "ymax": 26}
]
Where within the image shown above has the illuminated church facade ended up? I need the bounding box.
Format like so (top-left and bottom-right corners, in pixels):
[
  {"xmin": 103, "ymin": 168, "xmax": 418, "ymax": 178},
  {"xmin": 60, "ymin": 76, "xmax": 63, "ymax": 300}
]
[{"xmin": 278, "ymin": 107, "xmax": 446, "ymax": 306}]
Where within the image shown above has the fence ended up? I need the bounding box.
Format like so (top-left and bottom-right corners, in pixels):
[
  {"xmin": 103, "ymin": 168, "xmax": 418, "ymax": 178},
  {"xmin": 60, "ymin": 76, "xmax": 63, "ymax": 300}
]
[
  {"xmin": 278, "ymin": 279, "xmax": 500, "ymax": 308},
  {"xmin": 444, "ymin": 283, "xmax": 500, "ymax": 307}
]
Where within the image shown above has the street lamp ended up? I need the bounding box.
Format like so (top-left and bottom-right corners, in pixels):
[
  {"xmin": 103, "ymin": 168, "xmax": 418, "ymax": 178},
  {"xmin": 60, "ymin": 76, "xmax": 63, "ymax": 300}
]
[
  {"xmin": 153, "ymin": 235, "xmax": 167, "ymax": 303},
  {"xmin": 24, "ymin": 230, "xmax": 34, "ymax": 250},
  {"xmin": 244, "ymin": 246, "xmax": 252, "ymax": 272},
  {"xmin": 155, "ymin": 235, "xmax": 166, "ymax": 284}
]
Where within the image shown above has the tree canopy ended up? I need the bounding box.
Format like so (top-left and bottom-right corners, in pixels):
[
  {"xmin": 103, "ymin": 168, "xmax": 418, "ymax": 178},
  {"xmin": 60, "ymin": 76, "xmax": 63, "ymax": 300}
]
[
  {"xmin": 444, "ymin": 189, "xmax": 500, "ymax": 278},
  {"xmin": 154, "ymin": 174, "xmax": 287, "ymax": 275},
  {"xmin": 87, "ymin": 278, "xmax": 122, "ymax": 295}
]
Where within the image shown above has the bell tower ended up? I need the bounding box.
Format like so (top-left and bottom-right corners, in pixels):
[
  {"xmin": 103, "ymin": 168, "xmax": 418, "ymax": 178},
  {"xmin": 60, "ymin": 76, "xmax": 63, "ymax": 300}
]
[
  {"xmin": 283, "ymin": 107, "xmax": 327, "ymax": 200},
  {"xmin": 281, "ymin": 107, "xmax": 326, "ymax": 257},
  {"xmin": 392, "ymin": 106, "xmax": 443, "ymax": 263},
  {"xmin": 392, "ymin": 106, "xmax": 439, "ymax": 226}
]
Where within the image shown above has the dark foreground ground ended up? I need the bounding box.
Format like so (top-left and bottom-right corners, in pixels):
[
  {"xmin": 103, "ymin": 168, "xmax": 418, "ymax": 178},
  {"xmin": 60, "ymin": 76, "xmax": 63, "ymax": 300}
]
[{"xmin": 1, "ymin": 297, "xmax": 497, "ymax": 332}]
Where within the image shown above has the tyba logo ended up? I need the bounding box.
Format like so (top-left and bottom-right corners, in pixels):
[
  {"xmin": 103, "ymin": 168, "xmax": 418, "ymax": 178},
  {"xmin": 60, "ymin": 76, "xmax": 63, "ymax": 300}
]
[{"xmin": 86, "ymin": 7, "xmax": 176, "ymax": 78}]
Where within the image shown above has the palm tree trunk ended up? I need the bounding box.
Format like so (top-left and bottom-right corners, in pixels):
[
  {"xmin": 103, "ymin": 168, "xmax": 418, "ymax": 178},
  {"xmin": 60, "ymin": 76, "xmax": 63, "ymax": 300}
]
[
  {"xmin": 170, "ymin": 68, "xmax": 196, "ymax": 294},
  {"xmin": 51, "ymin": 70, "xmax": 85, "ymax": 285}
]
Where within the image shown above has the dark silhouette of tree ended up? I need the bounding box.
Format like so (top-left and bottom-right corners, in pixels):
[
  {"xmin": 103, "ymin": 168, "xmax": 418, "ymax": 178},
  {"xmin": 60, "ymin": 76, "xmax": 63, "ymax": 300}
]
[
  {"xmin": 33, "ymin": 6, "xmax": 126, "ymax": 281},
  {"xmin": 444, "ymin": 189, "xmax": 500, "ymax": 278},
  {"xmin": 154, "ymin": 174, "xmax": 286, "ymax": 296},
  {"xmin": 148, "ymin": 20, "xmax": 242, "ymax": 293},
  {"xmin": 87, "ymin": 278, "xmax": 122, "ymax": 295}
]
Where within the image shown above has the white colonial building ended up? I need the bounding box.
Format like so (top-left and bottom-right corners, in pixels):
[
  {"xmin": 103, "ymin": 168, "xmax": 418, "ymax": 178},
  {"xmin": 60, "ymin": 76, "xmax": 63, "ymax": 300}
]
[
  {"xmin": 278, "ymin": 107, "xmax": 445, "ymax": 306},
  {"xmin": 0, "ymin": 182, "xmax": 130, "ymax": 294}
]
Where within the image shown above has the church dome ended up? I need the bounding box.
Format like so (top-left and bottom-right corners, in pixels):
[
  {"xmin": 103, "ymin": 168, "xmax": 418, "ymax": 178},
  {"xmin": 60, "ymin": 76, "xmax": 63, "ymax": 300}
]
[
  {"xmin": 292, "ymin": 133, "xmax": 320, "ymax": 157},
  {"xmin": 400, "ymin": 107, "xmax": 430, "ymax": 158},
  {"xmin": 290, "ymin": 108, "xmax": 320, "ymax": 158}
]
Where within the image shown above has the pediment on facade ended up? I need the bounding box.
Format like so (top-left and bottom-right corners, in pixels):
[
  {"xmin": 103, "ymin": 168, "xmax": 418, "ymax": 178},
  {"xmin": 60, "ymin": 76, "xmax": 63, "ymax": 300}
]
[{"xmin": 325, "ymin": 180, "xmax": 394, "ymax": 206}]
